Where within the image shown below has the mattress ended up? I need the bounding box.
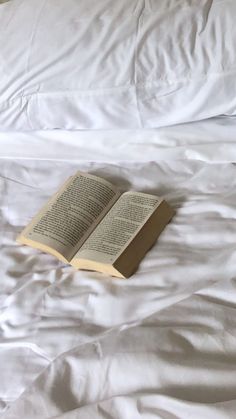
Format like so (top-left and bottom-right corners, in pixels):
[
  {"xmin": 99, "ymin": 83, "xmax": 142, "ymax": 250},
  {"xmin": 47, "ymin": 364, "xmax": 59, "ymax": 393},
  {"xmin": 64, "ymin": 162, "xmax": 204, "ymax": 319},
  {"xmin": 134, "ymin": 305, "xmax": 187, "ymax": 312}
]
[{"xmin": 1, "ymin": 117, "xmax": 236, "ymax": 418}]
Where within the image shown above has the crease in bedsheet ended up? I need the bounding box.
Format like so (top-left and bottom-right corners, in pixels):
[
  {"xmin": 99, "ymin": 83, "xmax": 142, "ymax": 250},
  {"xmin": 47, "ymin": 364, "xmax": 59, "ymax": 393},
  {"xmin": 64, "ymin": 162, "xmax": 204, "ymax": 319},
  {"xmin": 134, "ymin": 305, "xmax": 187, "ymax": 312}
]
[
  {"xmin": 198, "ymin": 0, "xmax": 213, "ymax": 35},
  {"xmin": 25, "ymin": 0, "xmax": 47, "ymax": 73},
  {"xmin": 0, "ymin": 341, "xmax": 52, "ymax": 363},
  {"xmin": 0, "ymin": 174, "xmax": 39, "ymax": 189}
]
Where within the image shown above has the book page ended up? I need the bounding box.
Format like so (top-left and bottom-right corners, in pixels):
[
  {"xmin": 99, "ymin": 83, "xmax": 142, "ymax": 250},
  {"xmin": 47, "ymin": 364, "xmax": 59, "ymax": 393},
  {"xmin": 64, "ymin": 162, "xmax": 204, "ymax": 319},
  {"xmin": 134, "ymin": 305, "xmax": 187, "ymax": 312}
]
[
  {"xmin": 73, "ymin": 191, "xmax": 163, "ymax": 264},
  {"xmin": 20, "ymin": 172, "xmax": 121, "ymax": 261}
]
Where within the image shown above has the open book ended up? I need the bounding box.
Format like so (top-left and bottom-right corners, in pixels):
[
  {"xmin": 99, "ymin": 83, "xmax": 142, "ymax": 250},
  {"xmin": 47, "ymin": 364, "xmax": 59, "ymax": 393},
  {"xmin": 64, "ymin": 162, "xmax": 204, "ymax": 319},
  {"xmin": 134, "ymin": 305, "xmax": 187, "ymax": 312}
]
[{"xmin": 17, "ymin": 172, "xmax": 174, "ymax": 278}]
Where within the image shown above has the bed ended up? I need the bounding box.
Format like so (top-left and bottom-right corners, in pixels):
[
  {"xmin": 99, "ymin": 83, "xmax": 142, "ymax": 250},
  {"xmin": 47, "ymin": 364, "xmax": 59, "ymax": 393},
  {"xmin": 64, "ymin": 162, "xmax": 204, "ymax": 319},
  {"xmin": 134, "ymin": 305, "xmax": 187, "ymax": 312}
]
[{"xmin": 1, "ymin": 1, "xmax": 236, "ymax": 418}]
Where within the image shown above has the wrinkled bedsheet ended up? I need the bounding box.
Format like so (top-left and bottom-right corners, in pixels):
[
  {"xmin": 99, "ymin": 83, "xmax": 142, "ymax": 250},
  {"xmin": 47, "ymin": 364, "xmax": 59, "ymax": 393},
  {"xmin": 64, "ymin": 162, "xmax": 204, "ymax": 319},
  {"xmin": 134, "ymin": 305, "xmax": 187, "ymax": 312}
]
[{"xmin": 1, "ymin": 117, "xmax": 236, "ymax": 418}]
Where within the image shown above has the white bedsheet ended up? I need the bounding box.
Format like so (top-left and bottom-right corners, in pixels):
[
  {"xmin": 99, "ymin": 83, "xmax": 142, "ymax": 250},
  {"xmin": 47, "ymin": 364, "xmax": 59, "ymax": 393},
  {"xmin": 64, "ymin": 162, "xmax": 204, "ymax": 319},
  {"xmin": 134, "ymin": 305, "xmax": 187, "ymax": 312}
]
[{"xmin": 1, "ymin": 118, "xmax": 236, "ymax": 418}]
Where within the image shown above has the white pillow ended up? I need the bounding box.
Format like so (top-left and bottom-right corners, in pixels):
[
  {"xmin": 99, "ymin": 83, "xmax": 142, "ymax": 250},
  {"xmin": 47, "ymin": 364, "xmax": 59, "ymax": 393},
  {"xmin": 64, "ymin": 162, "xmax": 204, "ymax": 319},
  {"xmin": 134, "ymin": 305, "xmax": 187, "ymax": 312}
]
[{"xmin": 0, "ymin": 0, "xmax": 236, "ymax": 130}]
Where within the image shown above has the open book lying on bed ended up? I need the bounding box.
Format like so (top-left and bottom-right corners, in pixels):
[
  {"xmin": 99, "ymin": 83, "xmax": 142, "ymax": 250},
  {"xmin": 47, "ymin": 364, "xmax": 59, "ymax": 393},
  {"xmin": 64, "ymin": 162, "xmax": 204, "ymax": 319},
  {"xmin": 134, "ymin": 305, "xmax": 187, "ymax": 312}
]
[{"xmin": 17, "ymin": 172, "xmax": 174, "ymax": 278}]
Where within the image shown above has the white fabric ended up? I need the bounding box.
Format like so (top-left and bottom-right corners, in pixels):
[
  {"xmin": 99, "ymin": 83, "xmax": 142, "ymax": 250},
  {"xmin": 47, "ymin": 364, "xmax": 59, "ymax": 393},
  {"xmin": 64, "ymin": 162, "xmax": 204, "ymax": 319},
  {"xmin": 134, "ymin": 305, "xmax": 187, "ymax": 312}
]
[
  {"xmin": 1, "ymin": 0, "xmax": 236, "ymax": 130},
  {"xmin": 1, "ymin": 117, "xmax": 236, "ymax": 418}
]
